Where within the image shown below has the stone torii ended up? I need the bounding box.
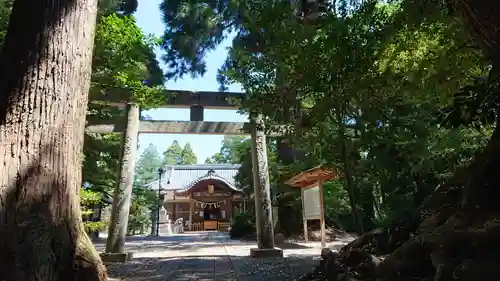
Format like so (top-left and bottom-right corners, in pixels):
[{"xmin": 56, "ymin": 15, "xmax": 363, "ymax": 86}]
[{"xmin": 89, "ymin": 90, "xmax": 289, "ymax": 261}]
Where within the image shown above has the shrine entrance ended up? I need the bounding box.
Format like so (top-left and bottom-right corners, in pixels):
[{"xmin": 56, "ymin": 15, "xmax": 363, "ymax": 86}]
[
  {"xmin": 203, "ymin": 205, "xmax": 220, "ymax": 220},
  {"xmin": 88, "ymin": 90, "xmax": 286, "ymax": 259},
  {"xmin": 202, "ymin": 206, "xmax": 221, "ymax": 231},
  {"xmin": 159, "ymin": 167, "xmax": 245, "ymax": 232}
]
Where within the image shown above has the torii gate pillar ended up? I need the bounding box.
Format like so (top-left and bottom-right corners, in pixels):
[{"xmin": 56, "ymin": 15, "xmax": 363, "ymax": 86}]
[
  {"xmin": 102, "ymin": 103, "xmax": 139, "ymax": 262},
  {"xmin": 249, "ymin": 114, "xmax": 283, "ymax": 258}
]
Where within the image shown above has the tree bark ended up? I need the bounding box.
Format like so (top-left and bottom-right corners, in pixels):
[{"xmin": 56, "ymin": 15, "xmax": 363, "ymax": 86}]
[
  {"xmin": 335, "ymin": 106, "xmax": 364, "ymax": 233},
  {"xmin": 276, "ymin": 138, "xmax": 298, "ymax": 234},
  {"xmin": 456, "ymin": 0, "xmax": 500, "ymax": 62},
  {"xmin": 451, "ymin": 1, "xmax": 500, "ymax": 212},
  {"xmin": 0, "ymin": 0, "xmax": 104, "ymax": 280},
  {"xmin": 454, "ymin": 1, "xmax": 500, "ymax": 204}
]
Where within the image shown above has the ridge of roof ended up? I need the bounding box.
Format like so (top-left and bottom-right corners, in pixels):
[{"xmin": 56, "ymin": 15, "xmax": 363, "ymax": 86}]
[
  {"xmin": 163, "ymin": 164, "xmax": 241, "ymax": 170},
  {"xmin": 176, "ymin": 173, "xmax": 243, "ymax": 194},
  {"xmin": 144, "ymin": 164, "xmax": 240, "ymax": 190}
]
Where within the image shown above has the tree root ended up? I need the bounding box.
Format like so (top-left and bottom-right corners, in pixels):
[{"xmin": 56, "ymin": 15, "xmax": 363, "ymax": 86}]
[
  {"xmin": 299, "ymin": 180, "xmax": 500, "ymax": 281},
  {"xmin": 295, "ymin": 119, "xmax": 500, "ymax": 281},
  {"xmin": 74, "ymin": 228, "xmax": 107, "ymax": 281},
  {"xmin": 300, "ymin": 207, "xmax": 500, "ymax": 281},
  {"xmin": 0, "ymin": 218, "xmax": 107, "ymax": 281}
]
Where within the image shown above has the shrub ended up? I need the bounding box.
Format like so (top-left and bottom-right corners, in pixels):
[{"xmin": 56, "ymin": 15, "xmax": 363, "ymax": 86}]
[
  {"xmin": 230, "ymin": 212, "xmax": 255, "ymax": 239},
  {"xmin": 80, "ymin": 188, "xmax": 107, "ymax": 234}
]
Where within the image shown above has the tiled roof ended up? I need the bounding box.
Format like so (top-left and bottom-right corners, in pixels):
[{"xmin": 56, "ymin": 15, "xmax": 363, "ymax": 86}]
[
  {"xmin": 145, "ymin": 164, "xmax": 241, "ymax": 191},
  {"xmin": 179, "ymin": 173, "xmax": 243, "ymax": 193}
]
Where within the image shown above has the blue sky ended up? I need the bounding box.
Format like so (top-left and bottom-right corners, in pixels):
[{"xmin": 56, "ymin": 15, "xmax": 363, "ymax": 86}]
[{"xmin": 134, "ymin": 0, "xmax": 247, "ymax": 163}]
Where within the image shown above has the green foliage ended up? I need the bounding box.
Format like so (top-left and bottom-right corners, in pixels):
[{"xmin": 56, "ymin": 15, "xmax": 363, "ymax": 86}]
[
  {"xmin": 135, "ymin": 143, "xmax": 163, "ymax": 186},
  {"xmin": 80, "ymin": 189, "xmax": 107, "ymax": 233},
  {"xmin": 229, "ymin": 212, "xmax": 256, "ymax": 239},
  {"xmin": 181, "ymin": 143, "xmax": 198, "ymax": 164},
  {"xmin": 231, "ymin": 138, "xmax": 279, "ymax": 195},
  {"xmin": 0, "ymin": 0, "xmax": 12, "ymax": 48},
  {"xmin": 131, "ymin": 143, "xmax": 165, "ymax": 234},
  {"xmin": 127, "ymin": 191, "xmax": 155, "ymax": 235},
  {"xmin": 205, "ymin": 136, "xmax": 248, "ymax": 164},
  {"xmin": 162, "ymin": 140, "xmax": 199, "ymax": 165},
  {"xmin": 91, "ymin": 13, "xmax": 165, "ymax": 108},
  {"xmin": 163, "ymin": 140, "xmax": 183, "ymax": 165},
  {"xmin": 84, "ymin": 9, "xmax": 166, "ymax": 235},
  {"xmin": 99, "ymin": 0, "xmax": 138, "ymax": 16},
  {"xmin": 159, "ymin": 0, "xmax": 246, "ymax": 78},
  {"xmin": 84, "ymin": 11, "xmax": 166, "ymax": 197},
  {"xmin": 161, "ymin": 0, "xmax": 495, "ymax": 234},
  {"xmin": 83, "ymin": 133, "xmax": 121, "ymax": 194},
  {"xmin": 219, "ymin": 2, "xmax": 490, "ymax": 232},
  {"xmin": 83, "ymin": 12, "xmax": 167, "ymax": 234}
]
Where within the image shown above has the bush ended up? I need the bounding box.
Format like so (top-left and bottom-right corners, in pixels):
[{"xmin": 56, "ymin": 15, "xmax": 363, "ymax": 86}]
[
  {"xmin": 230, "ymin": 212, "xmax": 255, "ymax": 239},
  {"xmin": 80, "ymin": 188, "xmax": 107, "ymax": 235}
]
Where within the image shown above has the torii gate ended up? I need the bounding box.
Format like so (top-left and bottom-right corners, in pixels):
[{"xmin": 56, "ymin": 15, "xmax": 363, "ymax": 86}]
[{"xmin": 89, "ymin": 90, "xmax": 286, "ymax": 261}]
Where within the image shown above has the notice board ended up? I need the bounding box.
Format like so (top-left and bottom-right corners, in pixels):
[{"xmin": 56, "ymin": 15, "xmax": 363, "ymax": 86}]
[{"xmin": 302, "ymin": 185, "xmax": 321, "ymax": 220}]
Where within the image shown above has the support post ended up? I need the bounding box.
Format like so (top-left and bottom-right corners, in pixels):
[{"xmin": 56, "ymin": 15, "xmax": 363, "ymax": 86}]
[
  {"xmin": 156, "ymin": 168, "xmax": 163, "ymax": 236},
  {"xmin": 150, "ymin": 208, "xmax": 157, "ymax": 236},
  {"xmin": 104, "ymin": 103, "xmax": 139, "ymax": 260},
  {"xmin": 249, "ymin": 114, "xmax": 283, "ymax": 258},
  {"xmin": 189, "ymin": 198, "xmax": 193, "ymax": 231},
  {"xmin": 190, "ymin": 105, "xmax": 204, "ymax": 121},
  {"xmin": 318, "ymin": 180, "xmax": 326, "ymax": 248},
  {"xmin": 301, "ymin": 188, "xmax": 308, "ymax": 243}
]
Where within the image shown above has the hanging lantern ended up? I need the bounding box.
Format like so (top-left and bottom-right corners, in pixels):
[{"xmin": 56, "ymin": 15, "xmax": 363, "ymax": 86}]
[{"xmin": 207, "ymin": 184, "xmax": 214, "ymax": 194}]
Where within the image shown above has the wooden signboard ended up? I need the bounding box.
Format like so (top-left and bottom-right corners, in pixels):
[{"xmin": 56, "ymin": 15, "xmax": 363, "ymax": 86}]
[
  {"xmin": 302, "ymin": 184, "xmax": 321, "ymax": 220},
  {"xmin": 285, "ymin": 166, "xmax": 340, "ymax": 248}
]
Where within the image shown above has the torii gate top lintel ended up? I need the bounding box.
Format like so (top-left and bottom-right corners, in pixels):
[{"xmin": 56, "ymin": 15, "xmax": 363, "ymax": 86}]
[
  {"xmin": 93, "ymin": 89, "xmax": 245, "ymax": 109},
  {"xmin": 87, "ymin": 89, "xmax": 291, "ymax": 136}
]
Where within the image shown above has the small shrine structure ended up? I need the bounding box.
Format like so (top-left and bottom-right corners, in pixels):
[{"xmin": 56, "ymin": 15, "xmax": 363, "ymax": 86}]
[
  {"xmin": 285, "ymin": 165, "xmax": 340, "ymax": 248},
  {"xmin": 146, "ymin": 164, "xmax": 247, "ymax": 232}
]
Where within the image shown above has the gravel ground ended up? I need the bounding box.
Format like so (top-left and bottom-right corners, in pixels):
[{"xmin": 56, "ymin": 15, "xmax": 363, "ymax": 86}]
[{"xmin": 96, "ymin": 232, "xmax": 337, "ymax": 281}]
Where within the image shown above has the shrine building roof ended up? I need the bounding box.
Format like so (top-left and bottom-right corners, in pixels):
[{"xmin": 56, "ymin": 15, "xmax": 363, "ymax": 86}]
[{"xmin": 145, "ymin": 164, "xmax": 241, "ymax": 192}]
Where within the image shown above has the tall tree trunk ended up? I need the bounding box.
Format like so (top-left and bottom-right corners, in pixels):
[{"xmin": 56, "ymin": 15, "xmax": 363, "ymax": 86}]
[
  {"xmin": 335, "ymin": 106, "xmax": 364, "ymax": 233},
  {"xmin": 275, "ymin": 137, "xmax": 298, "ymax": 234},
  {"xmin": 456, "ymin": 0, "xmax": 500, "ymax": 64},
  {"xmin": 455, "ymin": 0, "xmax": 500, "ymax": 209},
  {"xmin": 0, "ymin": 0, "xmax": 105, "ymax": 280}
]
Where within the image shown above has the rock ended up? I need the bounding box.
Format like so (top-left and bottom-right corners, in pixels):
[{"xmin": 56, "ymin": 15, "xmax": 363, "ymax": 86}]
[
  {"xmin": 321, "ymin": 248, "xmax": 334, "ymax": 259},
  {"xmin": 298, "ymin": 271, "xmax": 322, "ymax": 281},
  {"xmin": 337, "ymin": 273, "xmax": 360, "ymax": 281},
  {"xmin": 275, "ymin": 233, "xmax": 286, "ymax": 245},
  {"xmin": 453, "ymin": 258, "xmax": 500, "ymax": 280}
]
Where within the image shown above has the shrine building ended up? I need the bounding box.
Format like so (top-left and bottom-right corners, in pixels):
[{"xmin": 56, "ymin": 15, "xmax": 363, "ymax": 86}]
[{"xmin": 147, "ymin": 164, "xmax": 248, "ymax": 232}]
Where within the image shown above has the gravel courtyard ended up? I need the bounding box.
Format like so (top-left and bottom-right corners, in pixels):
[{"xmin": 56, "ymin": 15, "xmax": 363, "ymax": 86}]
[{"xmin": 94, "ymin": 232, "xmax": 348, "ymax": 281}]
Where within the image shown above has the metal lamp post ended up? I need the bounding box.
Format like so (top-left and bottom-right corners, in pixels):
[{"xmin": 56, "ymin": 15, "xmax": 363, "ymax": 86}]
[{"xmin": 156, "ymin": 167, "xmax": 164, "ymax": 236}]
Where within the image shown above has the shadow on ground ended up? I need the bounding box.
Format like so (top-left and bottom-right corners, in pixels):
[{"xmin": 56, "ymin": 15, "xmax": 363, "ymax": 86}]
[
  {"xmin": 275, "ymin": 242, "xmax": 311, "ymax": 250},
  {"xmin": 106, "ymin": 255, "xmax": 319, "ymax": 281},
  {"xmin": 224, "ymin": 239, "xmax": 313, "ymax": 249},
  {"xmin": 94, "ymin": 233, "xmax": 212, "ymax": 244},
  {"xmin": 95, "ymin": 237, "xmax": 314, "ymax": 253}
]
